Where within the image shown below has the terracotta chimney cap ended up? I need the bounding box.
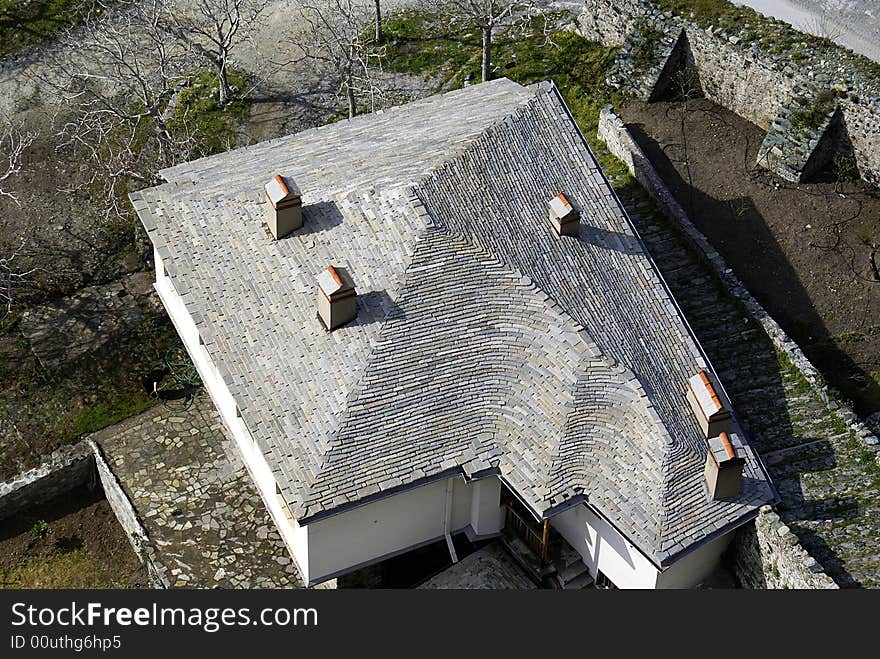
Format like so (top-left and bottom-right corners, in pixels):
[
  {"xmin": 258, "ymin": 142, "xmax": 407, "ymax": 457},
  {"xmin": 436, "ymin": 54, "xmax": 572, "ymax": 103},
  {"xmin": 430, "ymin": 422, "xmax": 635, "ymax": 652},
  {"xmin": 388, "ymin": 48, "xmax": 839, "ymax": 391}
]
[
  {"xmin": 316, "ymin": 265, "xmax": 355, "ymax": 299},
  {"xmin": 265, "ymin": 174, "xmax": 301, "ymax": 208}
]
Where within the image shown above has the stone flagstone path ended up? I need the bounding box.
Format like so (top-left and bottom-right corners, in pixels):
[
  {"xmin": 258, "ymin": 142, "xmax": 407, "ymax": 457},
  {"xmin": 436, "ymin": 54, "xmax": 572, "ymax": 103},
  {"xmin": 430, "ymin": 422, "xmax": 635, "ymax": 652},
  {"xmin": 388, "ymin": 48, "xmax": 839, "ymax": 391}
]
[{"xmin": 92, "ymin": 396, "xmax": 306, "ymax": 588}]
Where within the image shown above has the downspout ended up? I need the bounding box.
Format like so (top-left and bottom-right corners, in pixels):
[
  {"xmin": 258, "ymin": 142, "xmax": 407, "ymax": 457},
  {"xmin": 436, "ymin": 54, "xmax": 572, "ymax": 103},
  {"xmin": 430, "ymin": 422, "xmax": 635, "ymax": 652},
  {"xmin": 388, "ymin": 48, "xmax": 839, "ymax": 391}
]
[{"xmin": 444, "ymin": 478, "xmax": 459, "ymax": 563}]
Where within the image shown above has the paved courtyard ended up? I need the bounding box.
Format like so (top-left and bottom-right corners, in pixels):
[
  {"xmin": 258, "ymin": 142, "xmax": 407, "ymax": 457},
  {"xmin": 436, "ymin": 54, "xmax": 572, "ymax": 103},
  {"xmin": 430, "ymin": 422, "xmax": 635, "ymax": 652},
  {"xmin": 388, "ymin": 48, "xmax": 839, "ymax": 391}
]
[
  {"xmin": 92, "ymin": 395, "xmax": 307, "ymax": 588},
  {"xmin": 418, "ymin": 542, "xmax": 536, "ymax": 589}
]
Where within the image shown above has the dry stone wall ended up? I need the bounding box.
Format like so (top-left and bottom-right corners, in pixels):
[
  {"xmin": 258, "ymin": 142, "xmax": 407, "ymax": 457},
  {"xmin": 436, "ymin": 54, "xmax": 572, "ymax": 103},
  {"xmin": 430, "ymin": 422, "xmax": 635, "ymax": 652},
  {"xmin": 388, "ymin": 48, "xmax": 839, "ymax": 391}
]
[
  {"xmin": 733, "ymin": 507, "xmax": 838, "ymax": 589},
  {"xmin": 577, "ymin": 0, "xmax": 880, "ymax": 185}
]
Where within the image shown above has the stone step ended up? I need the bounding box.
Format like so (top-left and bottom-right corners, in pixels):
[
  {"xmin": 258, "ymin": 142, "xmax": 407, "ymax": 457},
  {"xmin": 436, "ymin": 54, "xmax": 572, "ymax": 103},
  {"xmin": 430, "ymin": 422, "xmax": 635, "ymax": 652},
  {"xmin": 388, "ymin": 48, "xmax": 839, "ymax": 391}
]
[
  {"xmin": 557, "ymin": 557, "xmax": 589, "ymax": 585},
  {"xmin": 562, "ymin": 571, "xmax": 595, "ymax": 590}
]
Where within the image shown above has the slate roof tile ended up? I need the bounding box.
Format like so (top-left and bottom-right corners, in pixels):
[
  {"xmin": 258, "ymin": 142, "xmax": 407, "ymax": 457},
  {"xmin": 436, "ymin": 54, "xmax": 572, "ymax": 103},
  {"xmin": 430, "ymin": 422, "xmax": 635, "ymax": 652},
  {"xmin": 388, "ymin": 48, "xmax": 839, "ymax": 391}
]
[{"xmin": 133, "ymin": 78, "xmax": 773, "ymax": 566}]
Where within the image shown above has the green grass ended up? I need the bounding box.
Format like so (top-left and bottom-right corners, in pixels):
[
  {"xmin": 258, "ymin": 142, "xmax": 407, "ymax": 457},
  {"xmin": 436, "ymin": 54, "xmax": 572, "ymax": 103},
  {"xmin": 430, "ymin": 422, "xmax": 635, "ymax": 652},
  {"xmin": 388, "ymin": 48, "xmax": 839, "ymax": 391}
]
[
  {"xmin": 383, "ymin": 9, "xmax": 628, "ymax": 178},
  {"xmin": 70, "ymin": 391, "xmax": 156, "ymax": 437},
  {"xmin": 0, "ymin": 0, "xmax": 103, "ymax": 56},
  {"xmin": 169, "ymin": 69, "xmax": 251, "ymax": 157},
  {"xmin": 0, "ymin": 549, "xmax": 127, "ymax": 588}
]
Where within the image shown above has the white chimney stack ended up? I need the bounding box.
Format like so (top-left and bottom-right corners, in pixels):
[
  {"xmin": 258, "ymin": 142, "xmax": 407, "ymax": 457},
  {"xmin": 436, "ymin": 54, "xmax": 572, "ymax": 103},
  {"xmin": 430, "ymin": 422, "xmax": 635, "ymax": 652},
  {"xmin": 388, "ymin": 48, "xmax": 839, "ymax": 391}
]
[
  {"xmin": 316, "ymin": 265, "xmax": 356, "ymax": 330},
  {"xmin": 265, "ymin": 174, "xmax": 302, "ymax": 239},
  {"xmin": 548, "ymin": 192, "xmax": 580, "ymax": 236},
  {"xmin": 686, "ymin": 370, "xmax": 732, "ymax": 438}
]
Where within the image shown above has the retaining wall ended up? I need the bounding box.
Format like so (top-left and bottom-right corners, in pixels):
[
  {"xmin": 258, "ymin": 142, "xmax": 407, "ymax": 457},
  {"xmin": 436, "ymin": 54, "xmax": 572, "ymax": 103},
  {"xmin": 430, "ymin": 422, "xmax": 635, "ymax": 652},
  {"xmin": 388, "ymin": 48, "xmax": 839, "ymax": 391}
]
[
  {"xmin": 732, "ymin": 507, "xmax": 837, "ymax": 589},
  {"xmin": 0, "ymin": 441, "xmax": 167, "ymax": 588},
  {"xmin": 577, "ymin": 0, "xmax": 880, "ymax": 185}
]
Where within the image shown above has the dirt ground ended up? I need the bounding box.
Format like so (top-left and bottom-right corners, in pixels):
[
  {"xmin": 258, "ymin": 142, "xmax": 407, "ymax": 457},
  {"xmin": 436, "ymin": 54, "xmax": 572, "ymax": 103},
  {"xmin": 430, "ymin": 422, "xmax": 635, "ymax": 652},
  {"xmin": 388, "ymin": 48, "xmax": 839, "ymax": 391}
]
[
  {"xmin": 620, "ymin": 97, "xmax": 880, "ymax": 418},
  {"xmin": 0, "ymin": 484, "xmax": 149, "ymax": 588}
]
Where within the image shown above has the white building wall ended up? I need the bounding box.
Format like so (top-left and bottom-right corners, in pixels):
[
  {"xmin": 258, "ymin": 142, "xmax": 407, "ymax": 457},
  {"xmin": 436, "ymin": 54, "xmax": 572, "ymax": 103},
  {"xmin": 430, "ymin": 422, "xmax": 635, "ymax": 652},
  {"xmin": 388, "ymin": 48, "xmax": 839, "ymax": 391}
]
[
  {"xmin": 552, "ymin": 504, "xmax": 659, "ymax": 589},
  {"xmin": 552, "ymin": 503, "xmax": 735, "ymax": 589},
  {"xmin": 654, "ymin": 532, "xmax": 731, "ymax": 589},
  {"xmin": 306, "ymin": 475, "xmax": 504, "ymax": 584},
  {"xmin": 470, "ymin": 478, "xmax": 505, "ymax": 536},
  {"xmin": 154, "ymin": 256, "xmax": 311, "ymax": 583}
]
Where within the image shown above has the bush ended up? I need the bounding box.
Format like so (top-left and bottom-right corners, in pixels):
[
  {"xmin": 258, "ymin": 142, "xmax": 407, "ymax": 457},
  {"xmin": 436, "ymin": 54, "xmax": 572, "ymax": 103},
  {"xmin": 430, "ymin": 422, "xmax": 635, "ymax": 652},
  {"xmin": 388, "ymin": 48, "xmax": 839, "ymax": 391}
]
[{"xmin": 30, "ymin": 519, "xmax": 49, "ymax": 541}]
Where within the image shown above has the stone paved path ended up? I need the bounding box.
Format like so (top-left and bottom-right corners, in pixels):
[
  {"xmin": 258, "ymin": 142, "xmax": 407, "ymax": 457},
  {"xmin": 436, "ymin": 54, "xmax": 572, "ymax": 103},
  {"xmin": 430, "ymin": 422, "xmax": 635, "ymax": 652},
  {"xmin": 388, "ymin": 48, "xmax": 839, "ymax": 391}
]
[
  {"xmin": 613, "ymin": 182, "xmax": 880, "ymax": 588},
  {"xmin": 418, "ymin": 542, "xmax": 536, "ymax": 589},
  {"xmin": 92, "ymin": 396, "xmax": 305, "ymax": 588}
]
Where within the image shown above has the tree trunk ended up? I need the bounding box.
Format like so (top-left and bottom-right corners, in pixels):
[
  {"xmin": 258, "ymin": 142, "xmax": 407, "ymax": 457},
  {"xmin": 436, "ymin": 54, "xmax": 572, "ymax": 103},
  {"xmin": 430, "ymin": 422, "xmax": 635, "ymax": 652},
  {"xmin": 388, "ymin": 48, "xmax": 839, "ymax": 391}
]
[
  {"xmin": 346, "ymin": 79, "xmax": 356, "ymax": 119},
  {"xmin": 218, "ymin": 61, "xmax": 230, "ymax": 104},
  {"xmin": 374, "ymin": 0, "xmax": 383, "ymax": 43},
  {"xmin": 481, "ymin": 26, "xmax": 491, "ymax": 82}
]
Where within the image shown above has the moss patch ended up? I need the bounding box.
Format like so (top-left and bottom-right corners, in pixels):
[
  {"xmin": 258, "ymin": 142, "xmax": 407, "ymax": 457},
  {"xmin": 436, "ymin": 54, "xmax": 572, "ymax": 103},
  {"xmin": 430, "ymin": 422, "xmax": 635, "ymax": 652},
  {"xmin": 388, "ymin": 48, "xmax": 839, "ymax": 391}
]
[
  {"xmin": 169, "ymin": 69, "xmax": 251, "ymax": 157},
  {"xmin": 0, "ymin": 0, "xmax": 103, "ymax": 56},
  {"xmin": 789, "ymin": 89, "xmax": 839, "ymax": 132}
]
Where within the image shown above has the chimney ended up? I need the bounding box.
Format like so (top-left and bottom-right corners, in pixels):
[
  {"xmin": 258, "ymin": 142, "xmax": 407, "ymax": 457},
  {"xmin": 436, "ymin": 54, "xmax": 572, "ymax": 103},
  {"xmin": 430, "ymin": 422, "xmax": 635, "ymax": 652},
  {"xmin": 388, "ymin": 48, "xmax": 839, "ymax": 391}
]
[
  {"xmin": 686, "ymin": 370, "xmax": 732, "ymax": 437},
  {"xmin": 316, "ymin": 265, "xmax": 356, "ymax": 330},
  {"xmin": 548, "ymin": 192, "xmax": 580, "ymax": 236},
  {"xmin": 265, "ymin": 174, "xmax": 302, "ymax": 239},
  {"xmin": 704, "ymin": 431, "xmax": 745, "ymax": 500}
]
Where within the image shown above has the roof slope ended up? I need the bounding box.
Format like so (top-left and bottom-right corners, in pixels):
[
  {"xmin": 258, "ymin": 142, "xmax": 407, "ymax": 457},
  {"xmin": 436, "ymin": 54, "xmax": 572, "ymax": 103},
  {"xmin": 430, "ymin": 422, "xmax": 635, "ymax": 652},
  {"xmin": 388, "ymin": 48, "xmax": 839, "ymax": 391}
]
[{"xmin": 132, "ymin": 78, "xmax": 773, "ymax": 566}]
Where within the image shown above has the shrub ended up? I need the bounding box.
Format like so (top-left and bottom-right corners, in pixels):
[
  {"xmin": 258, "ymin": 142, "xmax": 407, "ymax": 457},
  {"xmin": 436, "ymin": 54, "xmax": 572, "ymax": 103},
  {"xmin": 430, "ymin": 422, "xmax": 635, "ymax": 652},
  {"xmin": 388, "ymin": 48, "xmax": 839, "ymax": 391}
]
[{"xmin": 30, "ymin": 519, "xmax": 49, "ymax": 541}]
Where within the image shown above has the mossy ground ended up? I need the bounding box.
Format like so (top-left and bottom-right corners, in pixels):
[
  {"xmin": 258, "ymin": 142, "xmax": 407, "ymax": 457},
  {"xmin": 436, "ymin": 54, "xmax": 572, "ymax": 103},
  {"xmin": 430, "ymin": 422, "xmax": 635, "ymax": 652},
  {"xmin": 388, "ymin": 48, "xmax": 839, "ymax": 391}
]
[
  {"xmin": 383, "ymin": 8, "xmax": 630, "ymax": 182},
  {"xmin": 0, "ymin": 0, "xmax": 102, "ymax": 56},
  {"xmin": 170, "ymin": 69, "xmax": 252, "ymax": 157}
]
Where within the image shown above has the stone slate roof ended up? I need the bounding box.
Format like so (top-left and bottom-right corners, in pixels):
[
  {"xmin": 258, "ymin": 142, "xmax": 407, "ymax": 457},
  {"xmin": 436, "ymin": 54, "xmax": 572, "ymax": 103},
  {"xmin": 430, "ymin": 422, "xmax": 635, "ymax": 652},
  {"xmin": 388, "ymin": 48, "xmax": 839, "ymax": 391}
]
[{"xmin": 131, "ymin": 78, "xmax": 774, "ymax": 567}]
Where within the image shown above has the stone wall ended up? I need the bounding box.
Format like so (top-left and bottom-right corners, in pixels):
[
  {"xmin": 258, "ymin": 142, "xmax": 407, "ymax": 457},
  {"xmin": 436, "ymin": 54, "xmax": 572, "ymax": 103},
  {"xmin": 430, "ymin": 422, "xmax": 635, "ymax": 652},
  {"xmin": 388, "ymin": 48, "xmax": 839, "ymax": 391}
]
[
  {"xmin": 577, "ymin": 0, "xmax": 880, "ymax": 185},
  {"xmin": 0, "ymin": 440, "xmax": 167, "ymax": 588},
  {"xmin": 0, "ymin": 442, "xmax": 94, "ymax": 521},
  {"xmin": 732, "ymin": 507, "xmax": 837, "ymax": 589},
  {"xmin": 597, "ymin": 105, "xmax": 877, "ymax": 588}
]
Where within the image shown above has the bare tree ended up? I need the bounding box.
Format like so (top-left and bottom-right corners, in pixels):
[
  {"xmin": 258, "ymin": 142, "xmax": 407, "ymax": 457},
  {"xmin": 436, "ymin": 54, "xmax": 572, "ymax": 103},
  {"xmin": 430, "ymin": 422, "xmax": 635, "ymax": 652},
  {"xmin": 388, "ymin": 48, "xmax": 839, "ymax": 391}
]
[
  {"xmin": 0, "ymin": 239, "xmax": 37, "ymax": 318},
  {"xmin": 165, "ymin": 0, "xmax": 271, "ymax": 104},
  {"xmin": 445, "ymin": 0, "xmax": 537, "ymax": 82},
  {"xmin": 295, "ymin": 0, "xmax": 386, "ymax": 120},
  {"xmin": 374, "ymin": 0, "xmax": 383, "ymax": 43},
  {"xmin": 0, "ymin": 116, "xmax": 34, "ymax": 204},
  {"xmin": 0, "ymin": 118, "xmax": 35, "ymax": 317},
  {"xmin": 46, "ymin": 0, "xmax": 195, "ymax": 218}
]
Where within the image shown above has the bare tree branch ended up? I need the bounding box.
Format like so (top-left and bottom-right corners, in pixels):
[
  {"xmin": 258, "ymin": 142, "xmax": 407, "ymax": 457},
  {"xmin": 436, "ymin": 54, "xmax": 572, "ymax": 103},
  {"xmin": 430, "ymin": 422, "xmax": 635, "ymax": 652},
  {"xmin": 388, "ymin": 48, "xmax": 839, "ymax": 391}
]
[
  {"xmin": 294, "ymin": 0, "xmax": 387, "ymax": 119},
  {"xmin": 164, "ymin": 0, "xmax": 272, "ymax": 103},
  {"xmin": 0, "ymin": 116, "xmax": 34, "ymax": 204},
  {"xmin": 41, "ymin": 0, "xmax": 196, "ymax": 220},
  {"xmin": 0, "ymin": 239, "xmax": 38, "ymax": 318}
]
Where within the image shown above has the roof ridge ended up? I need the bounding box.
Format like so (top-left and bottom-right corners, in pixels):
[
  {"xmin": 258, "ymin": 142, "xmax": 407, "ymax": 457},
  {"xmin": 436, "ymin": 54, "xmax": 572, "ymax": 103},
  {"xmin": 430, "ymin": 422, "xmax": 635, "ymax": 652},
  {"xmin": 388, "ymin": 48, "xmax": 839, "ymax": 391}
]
[{"xmin": 285, "ymin": 188, "xmax": 434, "ymax": 515}]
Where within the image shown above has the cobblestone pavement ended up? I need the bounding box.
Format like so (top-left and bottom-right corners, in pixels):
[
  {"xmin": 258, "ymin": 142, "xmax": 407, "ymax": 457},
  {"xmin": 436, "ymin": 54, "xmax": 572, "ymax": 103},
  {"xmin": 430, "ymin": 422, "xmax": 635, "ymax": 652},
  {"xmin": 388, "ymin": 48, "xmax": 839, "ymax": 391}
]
[
  {"xmin": 418, "ymin": 542, "xmax": 536, "ymax": 589},
  {"xmin": 614, "ymin": 182, "xmax": 880, "ymax": 588},
  {"xmin": 92, "ymin": 396, "xmax": 305, "ymax": 588}
]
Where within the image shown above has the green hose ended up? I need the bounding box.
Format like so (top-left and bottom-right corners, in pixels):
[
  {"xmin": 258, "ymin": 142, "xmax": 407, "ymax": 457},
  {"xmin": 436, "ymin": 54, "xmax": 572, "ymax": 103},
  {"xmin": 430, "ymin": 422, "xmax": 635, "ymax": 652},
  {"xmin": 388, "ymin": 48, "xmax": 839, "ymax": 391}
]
[{"xmin": 150, "ymin": 348, "xmax": 201, "ymax": 410}]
